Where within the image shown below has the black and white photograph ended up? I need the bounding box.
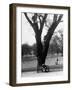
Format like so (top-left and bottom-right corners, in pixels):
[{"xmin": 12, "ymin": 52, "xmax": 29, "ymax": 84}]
[
  {"xmin": 21, "ymin": 12, "xmax": 63, "ymax": 75},
  {"xmin": 9, "ymin": 4, "xmax": 70, "ymax": 86}
]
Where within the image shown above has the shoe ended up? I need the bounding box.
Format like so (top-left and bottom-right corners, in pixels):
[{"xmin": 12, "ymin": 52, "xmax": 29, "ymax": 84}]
[{"xmin": 42, "ymin": 64, "xmax": 49, "ymax": 72}]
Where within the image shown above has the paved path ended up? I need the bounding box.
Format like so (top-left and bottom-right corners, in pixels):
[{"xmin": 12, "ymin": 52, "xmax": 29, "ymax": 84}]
[{"xmin": 22, "ymin": 71, "xmax": 63, "ymax": 77}]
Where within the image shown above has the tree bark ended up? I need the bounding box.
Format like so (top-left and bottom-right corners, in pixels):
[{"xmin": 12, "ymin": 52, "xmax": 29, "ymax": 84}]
[
  {"xmin": 35, "ymin": 34, "xmax": 43, "ymax": 66},
  {"xmin": 41, "ymin": 41, "xmax": 50, "ymax": 65}
]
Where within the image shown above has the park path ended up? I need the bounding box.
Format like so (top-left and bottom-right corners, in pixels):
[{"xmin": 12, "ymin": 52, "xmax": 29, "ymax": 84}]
[{"xmin": 22, "ymin": 70, "xmax": 63, "ymax": 77}]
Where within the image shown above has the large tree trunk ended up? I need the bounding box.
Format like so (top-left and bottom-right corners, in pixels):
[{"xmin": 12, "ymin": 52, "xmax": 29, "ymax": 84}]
[
  {"xmin": 41, "ymin": 42, "xmax": 50, "ymax": 65},
  {"xmin": 35, "ymin": 34, "xmax": 43, "ymax": 66},
  {"xmin": 35, "ymin": 32, "xmax": 47, "ymax": 72}
]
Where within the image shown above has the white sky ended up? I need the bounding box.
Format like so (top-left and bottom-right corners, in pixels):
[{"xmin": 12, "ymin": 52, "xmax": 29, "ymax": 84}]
[{"xmin": 22, "ymin": 13, "xmax": 63, "ymax": 46}]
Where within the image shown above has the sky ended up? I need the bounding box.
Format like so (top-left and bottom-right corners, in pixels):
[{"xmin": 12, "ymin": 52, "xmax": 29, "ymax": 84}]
[{"xmin": 21, "ymin": 13, "xmax": 63, "ymax": 46}]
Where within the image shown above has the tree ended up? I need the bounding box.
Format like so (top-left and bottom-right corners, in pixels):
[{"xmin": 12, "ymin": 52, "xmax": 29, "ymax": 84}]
[
  {"xmin": 24, "ymin": 13, "xmax": 63, "ymax": 72},
  {"xmin": 22, "ymin": 44, "xmax": 32, "ymax": 56},
  {"xmin": 58, "ymin": 30, "xmax": 63, "ymax": 56},
  {"xmin": 49, "ymin": 29, "xmax": 63, "ymax": 54}
]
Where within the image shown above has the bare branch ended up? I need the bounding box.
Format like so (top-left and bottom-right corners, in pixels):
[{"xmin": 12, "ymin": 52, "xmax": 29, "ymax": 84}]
[
  {"xmin": 32, "ymin": 13, "xmax": 38, "ymax": 23},
  {"xmin": 58, "ymin": 14, "xmax": 63, "ymax": 22},
  {"xmin": 24, "ymin": 13, "xmax": 33, "ymax": 27},
  {"xmin": 44, "ymin": 14, "xmax": 63, "ymax": 45},
  {"xmin": 42, "ymin": 14, "xmax": 48, "ymax": 23},
  {"xmin": 40, "ymin": 14, "xmax": 47, "ymax": 33},
  {"xmin": 53, "ymin": 14, "xmax": 58, "ymax": 22},
  {"xmin": 38, "ymin": 15, "xmax": 42, "ymax": 25}
]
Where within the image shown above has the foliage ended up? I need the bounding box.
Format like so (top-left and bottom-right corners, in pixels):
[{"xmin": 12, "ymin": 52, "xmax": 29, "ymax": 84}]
[{"xmin": 22, "ymin": 44, "xmax": 32, "ymax": 56}]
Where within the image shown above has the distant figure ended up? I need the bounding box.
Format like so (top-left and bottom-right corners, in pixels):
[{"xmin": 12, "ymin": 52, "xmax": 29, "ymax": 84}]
[
  {"xmin": 55, "ymin": 58, "xmax": 59, "ymax": 65},
  {"xmin": 55, "ymin": 50, "xmax": 59, "ymax": 65}
]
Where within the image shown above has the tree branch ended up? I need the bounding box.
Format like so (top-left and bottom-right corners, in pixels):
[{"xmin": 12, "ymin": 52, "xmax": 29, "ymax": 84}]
[
  {"xmin": 32, "ymin": 13, "xmax": 38, "ymax": 23},
  {"xmin": 58, "ymin": 14, "xmax": 63, "ymax": 22},
  {"xmin": 39, "ymin": 15, "xmax": 42, "ymax": 26},
  {"xmin": 40, "ymin": 14, "xmax": 47, "ymax": 34},
  {"xmin": 44, "ymin": 14, "xmax": 63, "ymax": 45},
  {"xmin": 24, "ymin": 13, "xmax": 33, "ymax": 27},
  {"xmin": 53, "ymin": 14, "xmax": 58, "ymax": 22}
]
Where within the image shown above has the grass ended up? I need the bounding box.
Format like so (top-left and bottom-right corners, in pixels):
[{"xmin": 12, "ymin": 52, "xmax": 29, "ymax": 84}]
[{"xmin": 22, "ymin": 54, "xmax": 63, "ymax": 72}]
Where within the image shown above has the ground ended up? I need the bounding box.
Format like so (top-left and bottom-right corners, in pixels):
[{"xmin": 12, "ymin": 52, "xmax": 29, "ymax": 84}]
[{"xmin": 21, "ymin": 54, "xmax": 63, "ymax": 76}]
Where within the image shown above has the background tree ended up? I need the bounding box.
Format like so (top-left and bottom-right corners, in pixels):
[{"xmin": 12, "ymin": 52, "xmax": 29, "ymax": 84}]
[
  {"xmin": 48, "ymin": 29, "xmax": 63, "ymax": 55},
  {"xmin": 24, "ymin": 13, "xmax": 63, "ymax": 71},
  {"xmin": 58, "ymin": 30, "xmax": 63, "ymax": 56},
  {"xmin": 31, "ymin": 43, "xmax": 37, "ymax": 56},
  {"xmin": 22, "ymin": 44, "xmax": 32, "ymax": 56}
]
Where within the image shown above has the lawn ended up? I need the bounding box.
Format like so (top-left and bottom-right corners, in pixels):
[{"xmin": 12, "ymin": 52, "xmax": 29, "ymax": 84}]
[{"xmin": 22, "ymin": 54, "xmax": 63, "ymax": 73}]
